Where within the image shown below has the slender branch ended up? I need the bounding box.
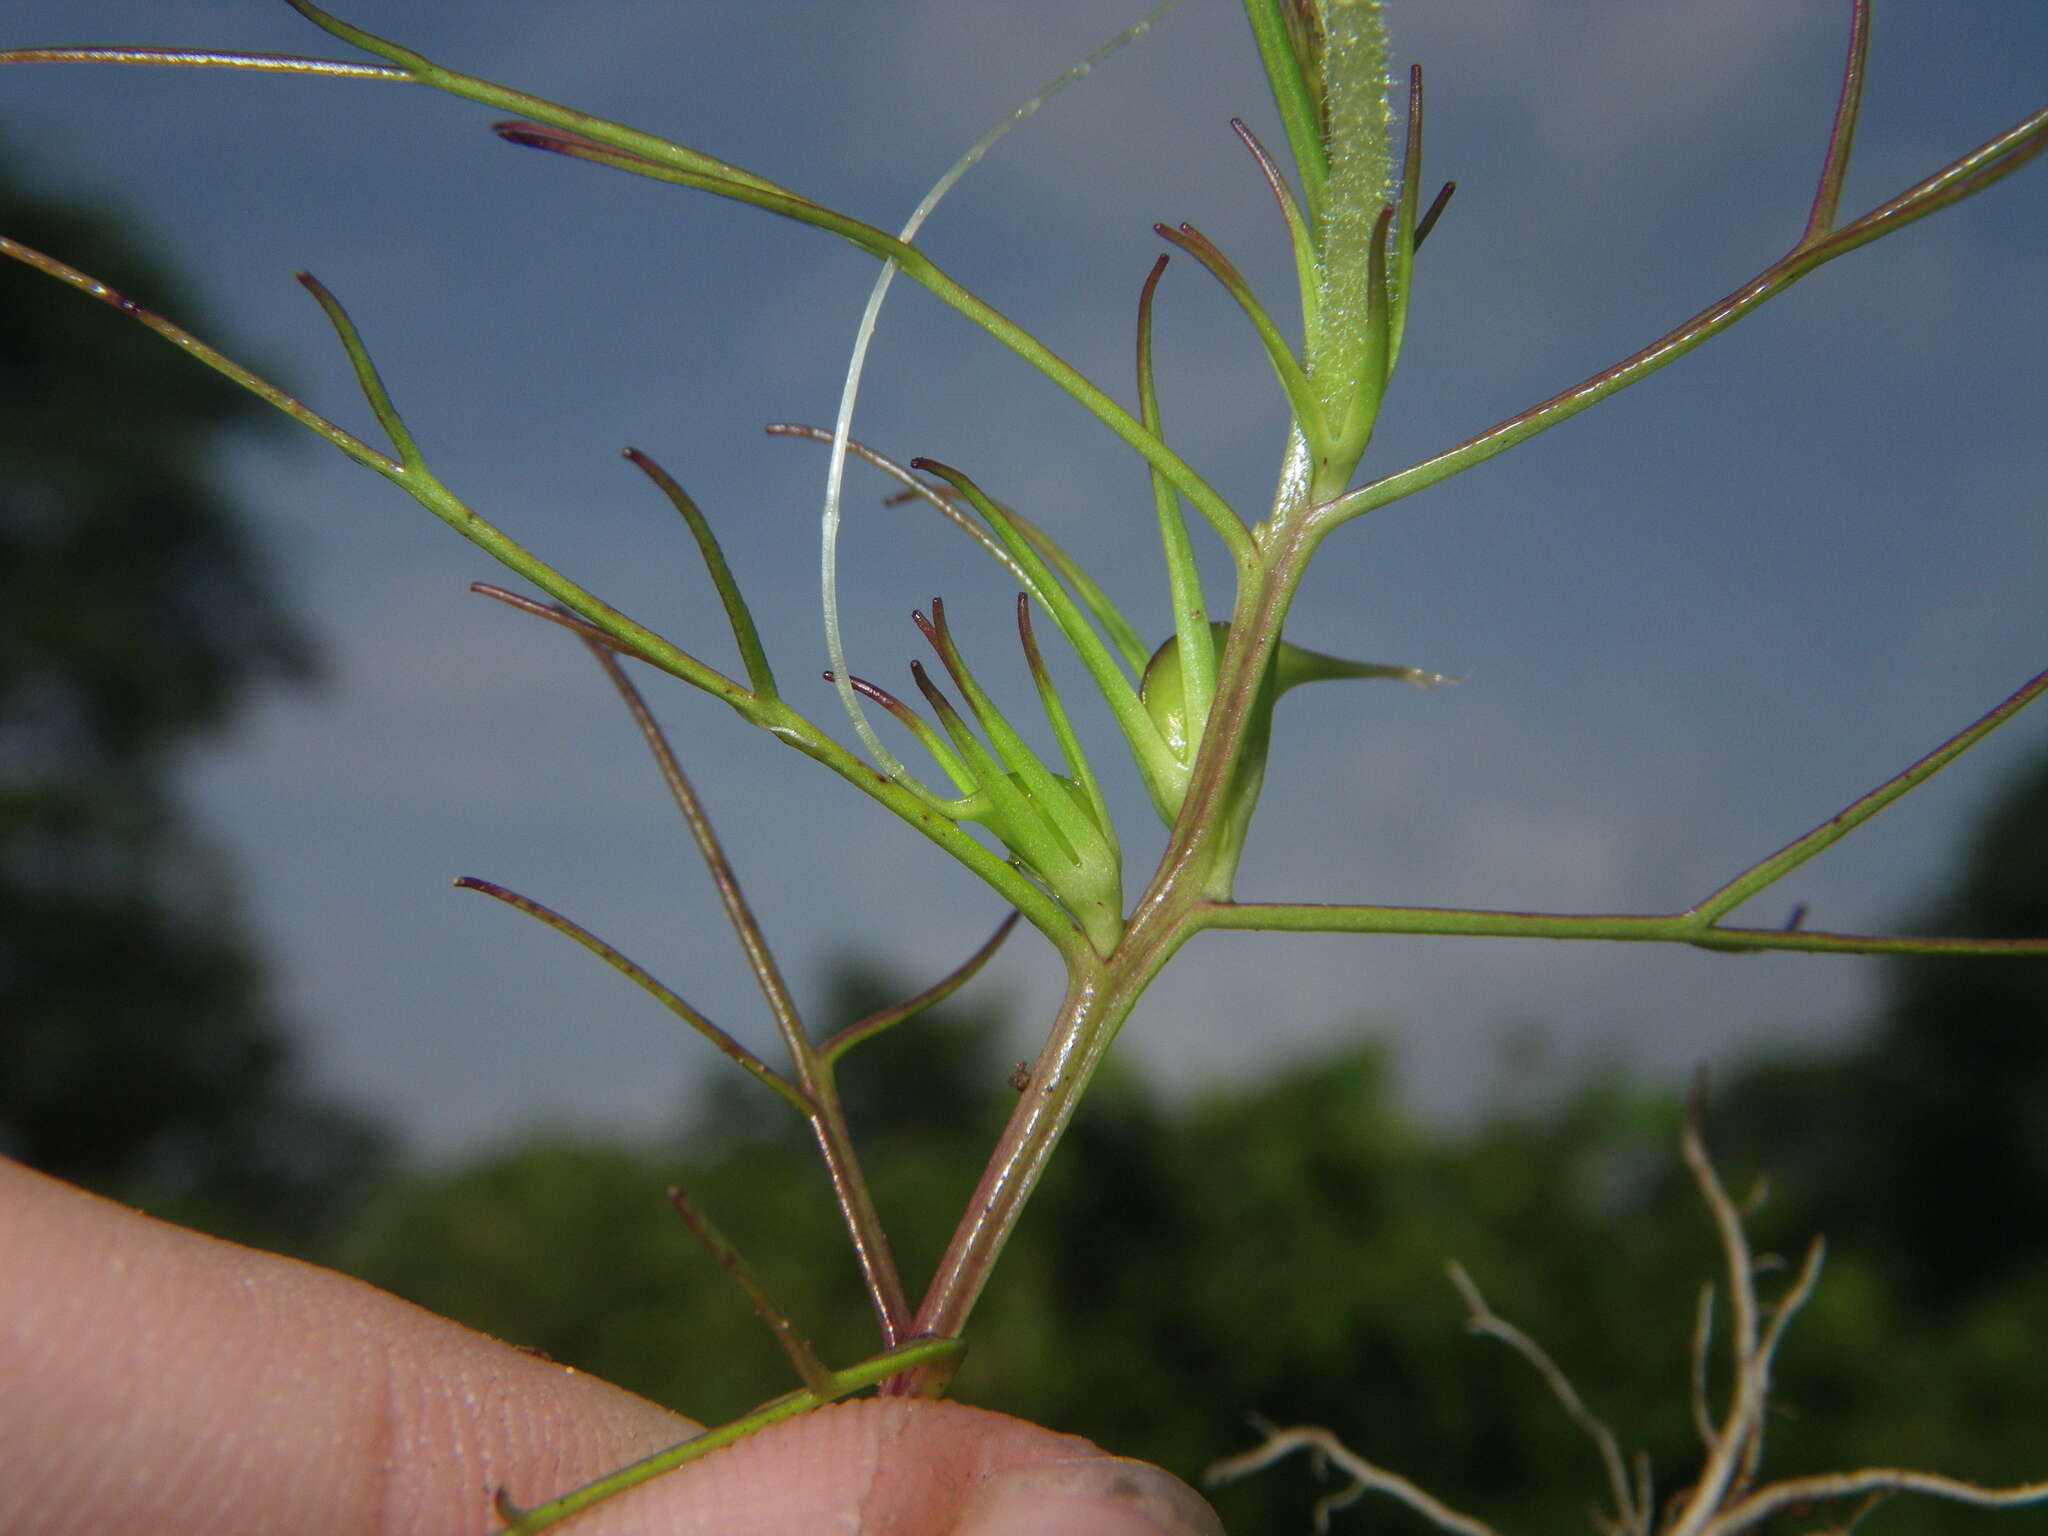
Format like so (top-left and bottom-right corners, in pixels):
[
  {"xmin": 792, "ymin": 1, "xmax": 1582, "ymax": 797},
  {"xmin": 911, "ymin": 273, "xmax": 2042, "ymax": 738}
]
[
  {"xmin": 1229, "ymin": 119, "xmax": 1319, "ymax": 341},
  {"xmin": 9, "ymin": 8, "xmax": 1250, "ymax": 555},
  {"xmin": 1136, "ymin": 255, "xmax": 1219, "ymax": 758},
  {"xmin": 765, "ymin": 424, "xmax": 1041, "ymax": 598},
  {"xmin": 296, "ymin": 271, "xmax": 425, "ymax": 464},
  {"xmin": 911, "ymin": 459, "xmax": 1173, "ymax": 807},
  {"xmin": 467, "ymin": 583, "xmax": 645, "ymax": 651},
  {"xmin": 914, "ymin": 640, "xmax": 1078, "ymax": 889},
  {"xmin": 768, "ymin": 423, "xmax": 1156, "ymax": 677},
  {"xmin": 1413, "ymin": 179, "xmax": 1457, "ymax": 249},
  {"xmin": 1002, "ymin": 504, "xmax": 1156, "ymax": 678},
  {"xmin": 8, "ymin": 238, "xmax": 1077, "ymax": 942},
  {"xmin": 1239, "ymin": 0, "xmax": 1329, "ymax": 226},
  {"xmin": 1153, "ymin": 221, "xmax": 1324, "ymax": 439},
  {"xmin": 0, "ymin": 239, "xmax": 787, "ymax": 727},
  {"xmin": 582, "ymin": 641, "xmax": 911, "ymax": 1343},
  {"xmin": 447, "ymin": 505, "xmax": 1077, "ymax": 942},
  {"xmin": 1016, "ymin": 595, "xmax": 1116, "ymax": 852},
  {"xmin": 280, "ymin": 0, "xmax": 785, "ymax": 193},
  {"xmin": 492, "ymin": 116, "xmax": 1255, "ymax": 558},
  {"xmin": 832, "ymin": 671, "xmax": 982, "ymax": 806},
  {"xmin": 585, "ymin": 648, "xmax": 802, "ymax": 1049}
]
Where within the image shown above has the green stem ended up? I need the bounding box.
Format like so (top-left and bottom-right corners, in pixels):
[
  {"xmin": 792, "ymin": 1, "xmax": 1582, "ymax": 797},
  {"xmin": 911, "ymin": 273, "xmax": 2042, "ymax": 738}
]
[
  {"xmin": 0, "ymin": 229, "xmax": 1099, "ymax": 958},
  {"xmin": 0, "ymin": 236, "xmax": 394, "ymax": 470},
  {"xmin": 586, "ymin": 644, "xmax": 912, "ymax": 1342},
  {"xmin": 894, "ymin": 943, "xmax": 1175, "ymax": 1383},
  {"xmin": 1240, "ymin": 0, "xmax": 1328, "ymax": 225},
  {"xmin": 1200, "ymin": 662, "xmax": 2048, "ymax": 956},
  {"xmin": 1690, "ymin": 664, "xmax": 2048, "ymax": 922},
  {"xmin": 1135, "ymin": 255, "xmax": 1219, "ymax": 767},
  {"xmin": 0, "ymin": 44, "xmax": 412, "ymax": 81},
  {"xmin": 900, "ymin": 528, "xmax": 1326, "ymax": 1368},
  {"xmin": 6, "ymin": 24, "xmax": 1256, "ymax": 557},
  {"xmin": 450, "ymin": 877, "xmax": 802, "ymax": 1111},
  {"xmin": 1318, "ymin": 102, "xmax": 2048, "ymax": 531},
  {"xmin": 490, "ymin": 1335, "xmax": 965, "ymax": 1534},
  {"xmin": 1196, "ymin": 903, "xmax": 2048, "ymax": 957},
  {"xmin": 820, "ymin": 914, "xmax": 1019, "ymax": 1063}
]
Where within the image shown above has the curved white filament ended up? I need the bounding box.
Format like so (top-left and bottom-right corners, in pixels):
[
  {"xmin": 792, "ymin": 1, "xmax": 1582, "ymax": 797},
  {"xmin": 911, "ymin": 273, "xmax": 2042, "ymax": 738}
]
[{"xmin": 820, "ymin": 0, "xmax": 1187, "ymax": 792}]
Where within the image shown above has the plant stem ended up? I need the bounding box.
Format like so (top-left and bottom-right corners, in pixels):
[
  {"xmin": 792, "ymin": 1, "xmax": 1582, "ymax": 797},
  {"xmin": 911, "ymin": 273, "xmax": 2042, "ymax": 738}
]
[
  {"xmin": 587, "ymin": 642, "xmax": 913, "ymax": 1342},
  {"xmin": 896, "ymin": 529, "xmax": 1325, "ymax": 1378}
]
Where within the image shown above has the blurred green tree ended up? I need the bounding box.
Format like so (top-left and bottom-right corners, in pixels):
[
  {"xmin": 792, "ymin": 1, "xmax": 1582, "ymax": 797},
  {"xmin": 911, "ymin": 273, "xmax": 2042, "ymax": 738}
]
[{"xmin": 0, "ymin": 149, "xmax": 386, "ymax": 1252}]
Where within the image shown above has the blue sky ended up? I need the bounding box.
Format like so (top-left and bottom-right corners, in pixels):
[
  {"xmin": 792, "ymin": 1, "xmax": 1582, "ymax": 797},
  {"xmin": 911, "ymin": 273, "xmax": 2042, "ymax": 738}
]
[{"xmin": 7, "ymin": 0, "xmax": 2044, "ymax": 1159}]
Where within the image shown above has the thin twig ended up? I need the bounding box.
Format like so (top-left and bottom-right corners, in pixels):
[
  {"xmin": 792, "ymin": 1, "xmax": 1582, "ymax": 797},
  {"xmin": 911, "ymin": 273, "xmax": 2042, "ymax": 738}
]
[
  {"xmin": 1800, "ymin": 0, "xmax": 1871, "ymax": 243},
  {"xmin": 1689, "ymin": 1282, "xmax": 1718, "ymax": 1451},
  {"xmin": 1448, "ymin": 1261, "xmax": 1639, "ymax": 1533},
  {"xmin": 1206, "ymin": 1425, "xmax": 1501, "ymax": 1536},
  {"xmin": 1699, "ymin": 1469, "xmax": 2048, "ymax": 1536},
  {"xmin": 1222, "ymin": 1097, "xmax": 2045, "ymax": 1536},
  {"xmin": 1731, "ymin": 1236, "xmax": 1825, "ymax": 1499},
  {"xmin": 1667, "ymin": 1079, "xmax": 1770, "ymax": 1536}
]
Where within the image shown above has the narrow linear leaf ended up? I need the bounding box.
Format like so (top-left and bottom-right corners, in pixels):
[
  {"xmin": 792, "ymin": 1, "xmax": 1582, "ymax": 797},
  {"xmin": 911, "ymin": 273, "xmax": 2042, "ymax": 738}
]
[
  {"xmin": 666, "ymin": 1183, "xmax": 834, "ymax": 1397},
  {"xmin": 822, "ymin": 912, "xmax": 1021, "ymax": 1063},
  {"xmin": 490, "ymin": 1336, "xmax": 966, "ymax": 1533},
  {"xmin": 1691, "ymin": 665, "xmax": 2048, "ymax": 921},
  {"xmin": 1154, "ymin": 222, "xmax": 1324, "ymax": 443},
  {"xmin": 452, "ymin": 877, "xmax": 804, "ymax": 1112},
  {"xmin": 624, "ymin": 448, "xmax": 777, "ymax": 700}
]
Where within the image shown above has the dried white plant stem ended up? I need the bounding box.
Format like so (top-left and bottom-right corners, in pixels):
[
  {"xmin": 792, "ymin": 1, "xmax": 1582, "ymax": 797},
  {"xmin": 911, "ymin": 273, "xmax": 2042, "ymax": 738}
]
[
  {"xmin": 1211, "ymin": 1090, "xmax": 2048, "ymax": 1536},
  {"xmin": 818, "ymin": 0, "xmax": 1186, "ymax": 784}
]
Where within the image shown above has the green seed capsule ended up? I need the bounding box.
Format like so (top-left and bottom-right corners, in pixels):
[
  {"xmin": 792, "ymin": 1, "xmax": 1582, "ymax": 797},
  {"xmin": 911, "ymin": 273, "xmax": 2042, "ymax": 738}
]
[{"xmin": 1139, "ymin": 622, "xmax": 1231, "ymax": 763}]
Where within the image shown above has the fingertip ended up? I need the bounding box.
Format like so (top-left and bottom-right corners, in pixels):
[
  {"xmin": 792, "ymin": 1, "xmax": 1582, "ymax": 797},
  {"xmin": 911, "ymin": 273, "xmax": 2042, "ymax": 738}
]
[{"xmin": 952, "ymin": 1455, "xmax": 1226, "ymax": 1536}]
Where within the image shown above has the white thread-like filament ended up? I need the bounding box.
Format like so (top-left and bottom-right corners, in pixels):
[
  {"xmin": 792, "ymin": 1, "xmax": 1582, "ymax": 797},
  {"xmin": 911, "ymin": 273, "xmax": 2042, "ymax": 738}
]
[{"xmin": 820, "ymin": 0, "xmax": 1186, "ymax": 792}]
